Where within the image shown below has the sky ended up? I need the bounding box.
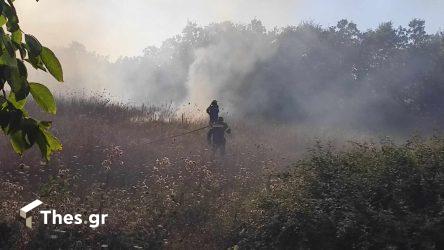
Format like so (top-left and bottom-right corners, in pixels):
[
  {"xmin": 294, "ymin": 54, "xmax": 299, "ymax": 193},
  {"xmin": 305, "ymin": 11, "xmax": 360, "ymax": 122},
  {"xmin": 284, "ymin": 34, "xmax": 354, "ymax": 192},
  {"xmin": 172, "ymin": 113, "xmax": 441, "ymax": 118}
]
[{"xmin": 14, "ymin": 0, "xmax": 444, "ymax": 59}]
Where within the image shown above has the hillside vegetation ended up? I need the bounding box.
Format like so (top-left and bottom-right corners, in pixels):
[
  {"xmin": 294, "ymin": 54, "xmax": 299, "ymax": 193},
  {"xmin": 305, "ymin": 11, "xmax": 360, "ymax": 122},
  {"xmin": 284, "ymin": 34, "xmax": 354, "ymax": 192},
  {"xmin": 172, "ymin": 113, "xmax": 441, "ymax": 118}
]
[{"xmin": 1, "ymin": 98, "xmax": 443, "ymax": 249}]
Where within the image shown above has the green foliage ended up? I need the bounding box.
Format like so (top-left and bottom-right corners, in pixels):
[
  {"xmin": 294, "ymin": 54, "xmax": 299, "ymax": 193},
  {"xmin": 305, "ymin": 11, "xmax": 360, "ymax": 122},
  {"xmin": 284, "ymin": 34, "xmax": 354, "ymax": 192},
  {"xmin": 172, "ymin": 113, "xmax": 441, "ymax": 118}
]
[
  {"xmin": 239, "ymin": 136, "xmax": 444, "ymax": 249},
  {"xmin": 41, "ymin": 47, "xmax": 63, "ymax": 81},
  {"xmin": 0, "ymin": 0, "xmax": 63, "ymax": 160},
  {"xmin": 29, "ymin": 82, "xmax": 56, "ymax": 114}
]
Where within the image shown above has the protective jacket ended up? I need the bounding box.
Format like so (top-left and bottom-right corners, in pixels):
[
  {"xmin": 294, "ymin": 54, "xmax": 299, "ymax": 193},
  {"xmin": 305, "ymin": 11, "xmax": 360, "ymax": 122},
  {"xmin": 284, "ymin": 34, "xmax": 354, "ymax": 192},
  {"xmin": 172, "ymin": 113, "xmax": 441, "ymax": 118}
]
[
  {"xmin": 206, "ymin": 104, "xmax": 219, "ymax": 124},
  {"xmin": 207, "ymin": 121, "xmax": 229, "ymax": 145}
]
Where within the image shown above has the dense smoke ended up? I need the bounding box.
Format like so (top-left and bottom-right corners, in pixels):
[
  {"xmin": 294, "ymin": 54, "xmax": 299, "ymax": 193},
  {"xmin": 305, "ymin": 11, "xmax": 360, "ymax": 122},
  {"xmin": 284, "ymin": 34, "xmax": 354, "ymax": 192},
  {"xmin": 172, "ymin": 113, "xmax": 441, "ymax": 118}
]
[{"xmin": 30, "ymin": 19, "xmax": 444, "ymax": 134}]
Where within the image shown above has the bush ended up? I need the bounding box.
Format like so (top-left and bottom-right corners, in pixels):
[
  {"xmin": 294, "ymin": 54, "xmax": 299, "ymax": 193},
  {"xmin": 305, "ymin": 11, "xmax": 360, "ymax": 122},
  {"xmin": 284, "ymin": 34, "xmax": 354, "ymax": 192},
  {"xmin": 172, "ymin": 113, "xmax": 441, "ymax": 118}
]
[{"xmin": 239, "ymin": 136, "xmax": 444, "ymax": 249}]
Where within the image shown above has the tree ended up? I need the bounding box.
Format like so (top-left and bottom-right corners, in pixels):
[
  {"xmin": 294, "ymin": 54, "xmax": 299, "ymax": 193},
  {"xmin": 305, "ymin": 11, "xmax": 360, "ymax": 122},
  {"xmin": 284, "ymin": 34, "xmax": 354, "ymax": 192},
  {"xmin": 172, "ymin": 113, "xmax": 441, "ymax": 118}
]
[
  {"xmin": 408, "ymin": 19, "xmax": 428, "ymax": 46},
  {"xmin": 0, "ymin": 0, "xmax": 63, "ymax": 160}
]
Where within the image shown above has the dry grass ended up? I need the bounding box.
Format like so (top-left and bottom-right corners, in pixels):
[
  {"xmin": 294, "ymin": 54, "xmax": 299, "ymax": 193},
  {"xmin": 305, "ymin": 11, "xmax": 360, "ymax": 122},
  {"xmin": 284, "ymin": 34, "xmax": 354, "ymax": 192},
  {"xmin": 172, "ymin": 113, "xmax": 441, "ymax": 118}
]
[
  {"xmin": 0, "ymin": 97, "xmax": 302, "ymax": 248},
  {"xmin": 1, "ymin": 97, "xmax": 442, "ymax": 249}
]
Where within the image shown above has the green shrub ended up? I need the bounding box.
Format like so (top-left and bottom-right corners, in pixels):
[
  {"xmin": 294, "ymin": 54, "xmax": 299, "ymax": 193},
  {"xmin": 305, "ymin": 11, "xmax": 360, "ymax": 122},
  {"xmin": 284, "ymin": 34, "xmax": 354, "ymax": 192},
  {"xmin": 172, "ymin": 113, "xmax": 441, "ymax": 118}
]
[{"xmin": 239, "ymin": 136, "xmax": 444, "ymax": 249}]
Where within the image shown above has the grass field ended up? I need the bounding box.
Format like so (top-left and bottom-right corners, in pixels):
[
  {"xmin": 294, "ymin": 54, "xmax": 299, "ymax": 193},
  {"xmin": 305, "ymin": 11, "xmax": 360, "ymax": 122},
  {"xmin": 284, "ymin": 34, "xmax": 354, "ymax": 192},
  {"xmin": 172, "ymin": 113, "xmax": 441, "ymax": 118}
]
[
  {"xmin": 1, "ymin": 98, "xmax": 443, "ymax": 249},
  {"xmin": 0, "ymin": 97, "xmax": 298, "ymax": 248}
]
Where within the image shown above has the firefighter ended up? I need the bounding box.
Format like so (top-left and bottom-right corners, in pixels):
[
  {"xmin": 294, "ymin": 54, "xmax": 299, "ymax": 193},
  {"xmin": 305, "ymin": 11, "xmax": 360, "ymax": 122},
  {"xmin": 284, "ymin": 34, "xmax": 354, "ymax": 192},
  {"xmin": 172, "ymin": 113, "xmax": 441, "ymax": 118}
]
[
  {"xmin": 207, "ymin": 117, "xmax": 231, "ymax": 155},
  {"xmin": 206, "ymin": 100, "xmax": 219, "ymax": 125}
]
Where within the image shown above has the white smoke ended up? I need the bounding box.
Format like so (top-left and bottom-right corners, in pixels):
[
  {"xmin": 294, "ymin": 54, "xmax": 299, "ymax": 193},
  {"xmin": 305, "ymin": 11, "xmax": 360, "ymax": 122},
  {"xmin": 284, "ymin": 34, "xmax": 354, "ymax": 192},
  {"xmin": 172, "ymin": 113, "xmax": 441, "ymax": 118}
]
[{"xmin": 184, "ymin": 22, "xmax": 276, "ymax": 117}]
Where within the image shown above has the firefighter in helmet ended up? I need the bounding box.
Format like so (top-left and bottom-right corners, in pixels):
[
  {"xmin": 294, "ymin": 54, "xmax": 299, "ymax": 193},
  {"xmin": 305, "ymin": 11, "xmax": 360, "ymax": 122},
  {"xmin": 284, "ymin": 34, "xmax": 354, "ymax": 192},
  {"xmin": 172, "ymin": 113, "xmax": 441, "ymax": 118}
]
[{"xmin": 206, "ymin": 100, "xmax": 219, "ymax": 125}]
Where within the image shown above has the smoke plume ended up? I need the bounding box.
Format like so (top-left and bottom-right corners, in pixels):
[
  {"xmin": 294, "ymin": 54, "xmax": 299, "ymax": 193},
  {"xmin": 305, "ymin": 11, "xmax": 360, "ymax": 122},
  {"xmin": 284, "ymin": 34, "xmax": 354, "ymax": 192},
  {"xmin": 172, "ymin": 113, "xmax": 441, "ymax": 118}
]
[{"xmin": 28, "ymin": 19, "xmax": 444, "ymax": 134}]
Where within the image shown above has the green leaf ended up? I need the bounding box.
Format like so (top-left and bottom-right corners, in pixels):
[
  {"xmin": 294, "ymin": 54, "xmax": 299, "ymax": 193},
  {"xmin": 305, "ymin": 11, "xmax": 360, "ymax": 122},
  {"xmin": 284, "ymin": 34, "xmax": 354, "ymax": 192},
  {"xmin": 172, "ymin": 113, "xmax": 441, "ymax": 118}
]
[
  {"xmin": 35, "ymin": 127, "xmax": 62, "ymax": 160},
  {"xmin": 10, "ymin": 131, "xmax": 29, "ymax": 154},
  {"xmin": 25, "ymin": 34, "xmax": 42, "ymax": 56},
  {"xmin": 4, "ymin": 107, "xmax": 23, "ymax": 135},
  {"xmin": 8, "ymin": 91, "xmax": 26, "ymax": 109},
  {"xmin": 3, "ymin": 4, "xmax": 19, "ymax": 32},
  {"xmin": 21, "ymin": 118, "xmax": 39, "ymax": 145},
  {"xmin": 35, "ymin": 129, "xmax": 49, "ymax": 160},
  {"xmin": 41, "ymin": 47, "xmax": 63, "ymax": 82},
  {"xmin": 43, "ymin": 129, "xmax": 62, "ymax": 151},
  {"xmin": 17, "ymin": 59, "xmax": 27, "ymax": 77},
  {"xmin": 25, "ymin": 56, "xmax": 46, "ymax": 71},
  {"xmin": 0, "ymin": 52, "xmax": 17, "ymax": 67},
  {"xmin": 0, "ymin": 16, "xmax": 7, "ymax": 26},
  {"xmin": 12, "ymin": 30, "xmax": 22, "ymax": 44},
  {"xmin": 29, "ymin": 82, "xmax": 56, "ymax": 114},
  {"xmin": 18, "ymin": 44, "xmax": 27, "ymax": 59},
  {"xmin": 9, "ymin": 68, "xmax": 29, "ymax": 100},
  {"xmin": 4, "ymin": 41, "xmax": 15, "ymax": 57}
]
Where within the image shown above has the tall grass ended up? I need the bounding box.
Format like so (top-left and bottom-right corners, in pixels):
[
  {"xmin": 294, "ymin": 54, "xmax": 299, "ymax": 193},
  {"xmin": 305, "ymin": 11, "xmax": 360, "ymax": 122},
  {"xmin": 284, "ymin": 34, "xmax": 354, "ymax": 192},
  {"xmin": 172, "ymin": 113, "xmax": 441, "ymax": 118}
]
[{"xmin": 0, "ymin": 98, "xmax": 443, "ymax": 249}]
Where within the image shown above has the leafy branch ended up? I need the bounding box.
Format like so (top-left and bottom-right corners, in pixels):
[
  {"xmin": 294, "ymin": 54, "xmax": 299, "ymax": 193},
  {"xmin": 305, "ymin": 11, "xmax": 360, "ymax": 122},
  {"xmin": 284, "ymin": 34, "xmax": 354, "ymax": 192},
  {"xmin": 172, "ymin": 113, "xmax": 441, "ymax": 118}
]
[{"xmin": 0, "ymin": 0, "xmax": 63, "ymax": 160}]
